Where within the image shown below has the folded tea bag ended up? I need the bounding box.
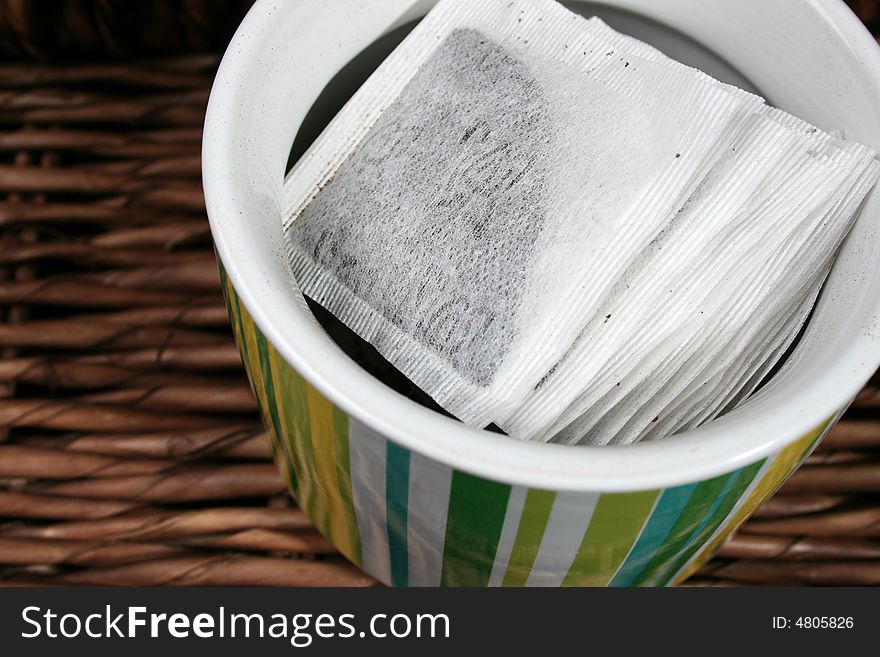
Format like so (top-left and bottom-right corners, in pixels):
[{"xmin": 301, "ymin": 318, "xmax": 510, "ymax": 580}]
[
  {"xmin": 284, "ymin": 0, "xmax": 759, "ymax": 428},
  {"xmin": 501, "ymin": 81, "xmax": 879, "ymax": 441},
  {"xmin": 549, "ymin": 146, "xmax": 879, "ymax": 446},
  {"xmin": 616, "ymin": 148, "xmax": 880, "ymax": 445},
  {"xmin": 501, "ymin": 110, "xmax": 849, "ymax": 441},
  {"xmin": 654, "ymin": 279, "xmax": 822, "ymax": 441},
  {"xmin": 655, "ymin": 158, "xmax": 880, "ymax": 439}
]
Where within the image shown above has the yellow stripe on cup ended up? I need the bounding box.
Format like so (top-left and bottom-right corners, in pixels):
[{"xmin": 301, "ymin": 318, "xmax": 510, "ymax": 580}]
[
  {"xmin": 222, "ymin": 272, "xmax": 362, "ymax": 564},
  {"xmin": 305, "ymin": 383, "xmax": 358, "ymax": 560},
  {"xmin": 501, "ymin": 489, "xmax": 556, "ymax": 587},
  {"xmin": 672, "ymin": 419, "xmax": 830, "ymax": 584},
  {"xmin": 265, "ymin": 342, "xmax": 328, "ymax": 536},
  {"xmin": 562, "ymin": 489, "xmax": 660, "ymax": 587},
  {"xmin": 223, "ymin": 279, "xmax": 299, "ymax": 499},
  {"xmin": 237, "ymin": 303, "xmax": 273, "ymax": 440}
]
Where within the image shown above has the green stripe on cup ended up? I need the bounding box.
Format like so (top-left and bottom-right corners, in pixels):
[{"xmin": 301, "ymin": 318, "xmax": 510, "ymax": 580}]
[
  {"xmin": 230, "ymin": 294, "xmax": 254, "ymax": 382},
  {"xmin": 265, "ymin": 340, "xmax": 327, "ymax": 537},
  {"xmin": 642, "ymin": 471, "xmax": 739, "ymax": 586},
  {"xmin": 562, "ymin": 489, "xmax": 660, "ymax": 587},
  {"xmin": 263, "ymin": 346, "xmax": 312, "ymax": 512},
  {"xmin": 253, "ymin": 327, "xmax": 299, "ymax": 498},
  {"xmin": 656, "ymin": 460, "xmax": 764, "ymax": 585},
  {"xmin": 441, "ymin": 471, "xmax": 511, "ymax": 586},
  {"xmin": 672, "ymin": 423, "xmax": 829, "ymax": 585},
  {"xmin": 255, "ymin": 327, "xmax": 316, "ymax": 518},
  {"xmin": 501, "ymin": 489, "xmax": 556, "ymax": 587},
  {"xmin": 218, "ymin": 265, "xmax": 238, "ymax": 344},
  {"xmin": 609, "ymin": 483, "xmax": 697, "ymax": 586},
  {"xmin": 386, "ymin": 441, "xmax": 411, "ymax": 587},
  {"xmin": 630, "ymin": 473, "xmax": 732, "ymax": 586},
  {"xmin": 221, "ymin": 271, "xmax": 301, "ymax": 504},
  {"xmin": 229, "ymin": 294, "xmax": 302, "ymax": 499}
]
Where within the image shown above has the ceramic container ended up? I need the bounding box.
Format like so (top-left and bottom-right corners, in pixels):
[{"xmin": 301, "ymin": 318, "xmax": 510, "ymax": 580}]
[{"xmin": 203, "ymin": 0, "xmax": 880, "ymax": 586}]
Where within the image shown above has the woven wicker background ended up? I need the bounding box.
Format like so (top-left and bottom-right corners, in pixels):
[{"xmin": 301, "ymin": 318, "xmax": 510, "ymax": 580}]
[{"xmin": 0, "ymin": 0, "xmax": 878, "ymax": 587}]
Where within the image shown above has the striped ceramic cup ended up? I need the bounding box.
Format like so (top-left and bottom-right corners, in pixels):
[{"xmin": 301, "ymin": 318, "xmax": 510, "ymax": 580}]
[{"xmin": 203, "ymin": 0, "xmax": 880, "ymax": 586}]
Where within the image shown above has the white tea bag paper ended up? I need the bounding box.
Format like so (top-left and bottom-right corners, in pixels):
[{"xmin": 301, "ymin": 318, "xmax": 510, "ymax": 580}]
[{"xmin": 283, "ymin": 0, "xmax": 880, "ymax": 446}]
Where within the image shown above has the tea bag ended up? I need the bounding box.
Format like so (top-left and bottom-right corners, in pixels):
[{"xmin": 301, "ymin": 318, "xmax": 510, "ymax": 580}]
[
  {"xmin": 652, "ymin": 158, "xmax": 880, "ymax": 440},
  {"xmin": 283, "ymin": 0, "xmax": 760, "ymax": 427},
  {"xmin": 614, "ymin": 146, "xmax": 880, "ymax": 445},
  {"xmin": 549, "ymin": 148, "xmax": 879, "ymax": 446},
  {"xmin": 499, "ymin": 95, "xmax": 873, "ymax": 439},
  {"xmin": 500, "ymin": 110, "xmax": 840, "ymax": 441}
]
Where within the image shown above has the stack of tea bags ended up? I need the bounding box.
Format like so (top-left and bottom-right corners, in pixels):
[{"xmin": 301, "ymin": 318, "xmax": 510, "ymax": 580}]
[{"xmin": 282, "ymin": 0, "xmax": 880, "ymax": 446}]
